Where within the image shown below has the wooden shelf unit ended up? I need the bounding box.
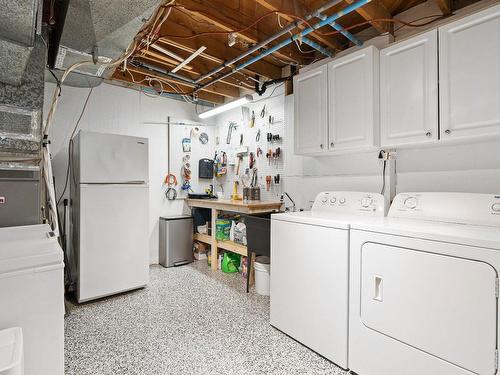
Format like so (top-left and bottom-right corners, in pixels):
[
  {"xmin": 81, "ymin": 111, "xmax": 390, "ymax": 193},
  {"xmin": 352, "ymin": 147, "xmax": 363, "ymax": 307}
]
[
  {"xmin": 187, "ymin": 198, "xmax": 282, "ymax": 271},
  {"xmin": 194, "ymin": 233, "xmax": 248, "ymax": 257}
]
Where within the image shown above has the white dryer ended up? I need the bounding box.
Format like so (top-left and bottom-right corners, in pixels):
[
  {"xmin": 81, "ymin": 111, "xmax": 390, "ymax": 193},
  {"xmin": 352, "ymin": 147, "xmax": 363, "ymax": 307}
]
[
  {"xmin": 270, "ymin": 191, "xmax": 385, "ymax": 369},
  {"xmin": 349, "ymin": 192, "xmax": 500, "ymax": 375}
]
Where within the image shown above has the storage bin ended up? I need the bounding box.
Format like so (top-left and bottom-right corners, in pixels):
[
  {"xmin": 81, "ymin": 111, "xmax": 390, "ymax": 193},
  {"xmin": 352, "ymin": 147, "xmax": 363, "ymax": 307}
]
[
  {"xmin": 254, "ymin": 256, "xmax": 270, "ymax": 296},
  {"xmin": 245, "ymin": 213, "xmax": 271, "ymax": 256}
]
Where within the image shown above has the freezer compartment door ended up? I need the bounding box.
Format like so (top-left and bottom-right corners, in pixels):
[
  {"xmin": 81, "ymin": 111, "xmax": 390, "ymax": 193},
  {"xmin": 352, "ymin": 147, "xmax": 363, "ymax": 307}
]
[
  {"xmin": 360, "ymin": 243, "xmax": 497, "ymax": 375},
  {"xmin": 78, "ymin": 184, "xmax": 149, "ymax": 302},
  {"xmin": 77, "ymin": 131, "xmax": 148, "ymax": 183}
]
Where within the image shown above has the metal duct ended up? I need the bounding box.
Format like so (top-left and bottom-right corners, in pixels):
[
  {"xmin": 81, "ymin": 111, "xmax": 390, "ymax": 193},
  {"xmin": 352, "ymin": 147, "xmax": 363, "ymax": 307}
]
[
  {"xmin": 0, "ymin": 42, "xmax": 33, "ymax": 86},
  {"xmin": 0, "ymin": 0, "xmax": 39, "ymax": 46},
  {"xmin": 0, "ymin": 35, "xmax": 46, "ymax": 161},
  {"xmin": 51, "ymin": 0, "xmax": 161, "ymax": 86},
  {"xmin": 0, "ymin": 0, "xmax": 40, "ymax": 86}
]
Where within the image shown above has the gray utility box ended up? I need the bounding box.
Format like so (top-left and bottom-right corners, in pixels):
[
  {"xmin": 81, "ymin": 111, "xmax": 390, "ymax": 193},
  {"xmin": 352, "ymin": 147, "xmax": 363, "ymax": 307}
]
[
  {"xmin": 159, "ymin": 216, "xmax": 194, "ymax": 267},
  {"xmin": 0, "ymin": 168, "xmax": 40, "ymax": 227}
]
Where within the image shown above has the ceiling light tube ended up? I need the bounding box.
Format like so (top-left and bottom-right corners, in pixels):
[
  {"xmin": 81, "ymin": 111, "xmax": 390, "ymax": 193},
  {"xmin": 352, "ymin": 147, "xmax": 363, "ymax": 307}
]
[
  {"xmin": 150, "ymin": 43, "xmax": 184, "ymax": 62},
  {"xmin": 172, "ymin": 46, "xmax": 207, "ymax": 73},
  {"xmin": 198, "ymin": 95, "xmax": 253, "ymax": 119}
]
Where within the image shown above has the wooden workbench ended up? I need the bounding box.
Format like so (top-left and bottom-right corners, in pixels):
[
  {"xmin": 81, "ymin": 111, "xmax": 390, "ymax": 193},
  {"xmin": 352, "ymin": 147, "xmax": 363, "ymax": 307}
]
[{"xmin": 186, "ymin": 199, "xmax": 282, "ymax": 270}]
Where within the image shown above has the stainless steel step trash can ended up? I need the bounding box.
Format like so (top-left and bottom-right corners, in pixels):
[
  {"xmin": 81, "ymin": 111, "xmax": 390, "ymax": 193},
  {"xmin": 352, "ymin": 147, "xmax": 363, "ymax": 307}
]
[{"xmin": 159, "ymin": 216, "xmax": 194, "ymax": 267}]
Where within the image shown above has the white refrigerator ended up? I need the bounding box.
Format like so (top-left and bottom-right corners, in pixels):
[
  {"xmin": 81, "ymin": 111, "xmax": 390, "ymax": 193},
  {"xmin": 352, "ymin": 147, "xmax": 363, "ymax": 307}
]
[{"xmin": 71, "ymin": 130, "xmax": 149, "ymax": 302}]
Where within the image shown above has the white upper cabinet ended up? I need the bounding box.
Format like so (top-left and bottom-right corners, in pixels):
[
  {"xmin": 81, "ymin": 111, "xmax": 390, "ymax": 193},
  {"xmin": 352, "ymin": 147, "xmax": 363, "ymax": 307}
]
[
  {"xmin": 439, "ymin": 4, "xmax": 500, "ymax": 141},
  {"xmin": 328, "ymin": 46, "xmax": 379, "ymax": 151},
  {"xmin": 380, "ymin": 30, "xmax": 438, "ymax": 147},
  {"xmin": 293, "ymin": 64, "xmax": 328, "ymax": 154}
]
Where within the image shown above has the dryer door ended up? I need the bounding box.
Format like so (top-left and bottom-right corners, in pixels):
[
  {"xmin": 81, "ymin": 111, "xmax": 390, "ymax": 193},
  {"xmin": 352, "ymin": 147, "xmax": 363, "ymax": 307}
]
[{"xmin": 360, "ymin": 243, "xmax": 497, "ymax": 375}]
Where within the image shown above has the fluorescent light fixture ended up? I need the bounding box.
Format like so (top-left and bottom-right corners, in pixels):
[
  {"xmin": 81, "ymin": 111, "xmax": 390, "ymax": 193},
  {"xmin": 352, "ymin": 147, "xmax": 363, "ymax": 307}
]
[
  {"xmin": 172, "ymin": 46, "xmax": 207, "ymax": 73},
  {"xmin": 198, "ymin": 95, "xmax": 253, "ymax": 119},
  {"xmin": 149, "ymin": 43, "xmax": 184, "ymax": 62}
]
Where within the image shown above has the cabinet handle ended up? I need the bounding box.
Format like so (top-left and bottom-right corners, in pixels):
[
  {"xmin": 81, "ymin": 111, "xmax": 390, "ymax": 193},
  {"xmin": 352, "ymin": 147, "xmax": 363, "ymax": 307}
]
[
  {"xmin": 320, "ymin": 144, "xmax": 324, "ymax": 149},
  {"xmin": 445, "ymin": 129, "xmax": 451, "ymax": 135},
  {"xmin": 330, "ymin": 142, "xmax": 334, "ymax": 147},
  {"xmin": 425, "ymin": 132, "xmax": 432, "ymax": 137}
]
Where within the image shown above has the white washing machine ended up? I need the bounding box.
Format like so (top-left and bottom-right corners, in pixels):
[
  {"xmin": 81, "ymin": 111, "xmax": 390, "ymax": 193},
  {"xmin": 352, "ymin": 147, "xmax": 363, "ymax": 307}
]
[
  {"xmin": 0, "ymin": 224, "xmax": 65, "ymax": 375},
  {"xmin": 270, "ymin": 191, "xmax": 385, "ymax": 369},
  {"xmin": 349, "ymin": 192, "xmax": 500, "ymax": 375}
]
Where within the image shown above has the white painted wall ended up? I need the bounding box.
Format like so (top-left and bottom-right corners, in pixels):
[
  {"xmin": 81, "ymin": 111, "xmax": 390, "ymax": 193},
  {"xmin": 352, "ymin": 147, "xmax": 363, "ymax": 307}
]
[
  {"xmin": 45, "ymin": 82, "xmax": 212, "ymax": 264},
  {"xmin": 210, "ymin": 84, "xmax": 500, "ymax": 211},
  {"xmin": 284, "ymin": 94, "xmax": 500, "ymax": 210}
]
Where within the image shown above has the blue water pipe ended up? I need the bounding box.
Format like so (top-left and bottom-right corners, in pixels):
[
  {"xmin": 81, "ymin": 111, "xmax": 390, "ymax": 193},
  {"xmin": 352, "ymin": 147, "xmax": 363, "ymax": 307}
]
[
  {"xmin": 194, "ymin": 0, "xmax": 371, "ymax": 93},
  {"xmin": 317, "ymin": 13, "xmax": 363, "ymax": 46},
  {"xmin": 236, "ymin": 0, "xmax": 371, "ymax": 72},
  {"xmin": 301, "ymin": 37, "xmax": 335, "ymax": 57}
]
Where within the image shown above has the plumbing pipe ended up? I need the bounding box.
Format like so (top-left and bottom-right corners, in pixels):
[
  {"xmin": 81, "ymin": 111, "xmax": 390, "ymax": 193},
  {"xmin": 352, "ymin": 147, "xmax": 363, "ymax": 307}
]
[
  {"xmin": 236, "ymin": 0, "xmax": 371, "ymax": 71},
  {"xmin": 194, "ymin": 0, "xmax": 371, "ymax": 93},
  {"xmin": 193, "ymin": 0, "xmax": 345, "ymax": 84},
  {"xmin": 131, "ymin": 60, "xmax": 199, "ymax": 86},
  {"xmin": 316, "ymin": 14, "xmax": 363, "ymax": 46},
  {"xmin": 301, "ymin": 37, "xmax": 334, "ymax": 57}
]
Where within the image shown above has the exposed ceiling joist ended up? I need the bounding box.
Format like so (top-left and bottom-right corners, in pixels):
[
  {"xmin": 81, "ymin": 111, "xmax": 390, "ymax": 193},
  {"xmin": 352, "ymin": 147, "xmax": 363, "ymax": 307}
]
[
  {"xmin": 174, "ymin": 0, "xmax": 311, "ymax": 64},
  {"xmin": 254, "ymin": 0, "xmax": 343, "ymax": 50},
  {"xmin": 345, "ymin": 0, "xmax": 394, "ymax": 34},
  {"xmin": 109, "ymin": 0, "xmax": 480, "ymax": 104},
  {"xmin": 139, "ymin": 49, "xmax": 195, "ymax": 70},
  {"xmin": 136, "ymin": 54, "xmax": 253, "ymax": 92},
  {"xmin": 151, "ymin": 38, "xmax": 256, "ymax": 88},
  {"xmin": 159, "ymin": 15, "xmax": 284, "ymax": 79},
  {"xmin": 128, "ymin": 64, "xmax": 240, "ymax": 98},
  {"xmin": 118, "ymin": 67, "xmax": 232, "ymax": 102}
]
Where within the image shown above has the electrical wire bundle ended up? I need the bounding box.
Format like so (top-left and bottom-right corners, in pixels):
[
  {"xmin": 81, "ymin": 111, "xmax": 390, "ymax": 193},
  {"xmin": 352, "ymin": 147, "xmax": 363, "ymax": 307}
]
[{"xmin": 164, "ymin": 173, "xmax": 178, "ymax": 200}]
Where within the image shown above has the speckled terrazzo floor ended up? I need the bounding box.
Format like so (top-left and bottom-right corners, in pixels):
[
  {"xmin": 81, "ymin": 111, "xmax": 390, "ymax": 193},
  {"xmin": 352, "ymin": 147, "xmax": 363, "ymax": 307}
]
[{"xmin": 65, "ymin": 261, "xmax": 348, "ymax": 375}]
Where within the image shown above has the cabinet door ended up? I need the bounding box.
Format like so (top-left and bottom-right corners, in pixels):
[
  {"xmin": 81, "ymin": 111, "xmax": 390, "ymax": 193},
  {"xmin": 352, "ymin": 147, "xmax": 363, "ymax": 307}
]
[
  {"xmin": 380, "ymin": 30, "xmax": 438, "ymax": 147},
  {"xmin": 294, "ymin": 65, "xmax": 328, "ymax": 154},
  {"xmin": 439, "ymin": 4, "xmax": 500, "ymax": 140},
  {"xmin": 328, "ymin": 46, "xmax": 379, "ymax": 151}
]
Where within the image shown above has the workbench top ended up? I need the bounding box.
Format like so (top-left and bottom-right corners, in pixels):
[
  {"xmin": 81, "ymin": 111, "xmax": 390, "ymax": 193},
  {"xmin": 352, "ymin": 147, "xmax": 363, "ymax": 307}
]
[{"xmin": 186, "ymin": 198, "xmax": 282, "ymax": 214}]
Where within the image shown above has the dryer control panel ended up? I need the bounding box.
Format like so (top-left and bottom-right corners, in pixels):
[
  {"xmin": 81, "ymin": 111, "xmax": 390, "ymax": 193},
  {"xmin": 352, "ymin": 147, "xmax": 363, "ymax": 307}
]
[
  {"xmin": 311, "ymin": 191, "xmax": 385, "ymax": 216},
  {"xmin": 389, "ymin": 192, "xmax": 500, "ymax": 227}
]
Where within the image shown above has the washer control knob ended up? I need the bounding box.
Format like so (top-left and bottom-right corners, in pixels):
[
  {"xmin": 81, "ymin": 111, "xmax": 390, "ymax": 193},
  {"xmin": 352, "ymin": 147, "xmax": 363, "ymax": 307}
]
[
  {"xmin": 330, "ymin": 197, "xmax": 337, "ymax": 204},
  {"xmin": 492, "ymin": 203, "xmax": 500, "ymax": 212},
  {"xmin": 404, "ymin": 197, "xmax": 418, "ymax": 209},
  {"xmin": 339, "ymin": 197, "xmax": 346, "ymax": 204},
  {"xmin": 361, "ymin": 197, "xmax": 373, "ymax": 208}
]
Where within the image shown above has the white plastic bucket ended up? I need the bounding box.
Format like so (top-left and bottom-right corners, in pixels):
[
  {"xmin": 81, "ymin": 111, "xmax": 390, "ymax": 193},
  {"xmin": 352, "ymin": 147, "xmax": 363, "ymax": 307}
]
[
  {"xmin": 254, "ymin": 256, "xmax": 270, "ymax": 296},
  {"xmin": 0, "ymin": 327, "xmax": 24, "ymax": 375}
]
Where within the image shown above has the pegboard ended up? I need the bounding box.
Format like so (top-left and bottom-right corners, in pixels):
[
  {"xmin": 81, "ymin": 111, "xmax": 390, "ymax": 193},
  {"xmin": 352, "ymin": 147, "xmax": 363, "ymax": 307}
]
[
  {"xmin": 213, "ymin": 87, "xmax": 285, "ymax": 201},
  {"xmin": 167, "ymin": 121, "xmax": 216, "ymax": 198}
]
